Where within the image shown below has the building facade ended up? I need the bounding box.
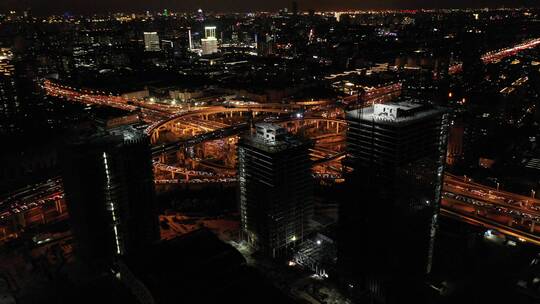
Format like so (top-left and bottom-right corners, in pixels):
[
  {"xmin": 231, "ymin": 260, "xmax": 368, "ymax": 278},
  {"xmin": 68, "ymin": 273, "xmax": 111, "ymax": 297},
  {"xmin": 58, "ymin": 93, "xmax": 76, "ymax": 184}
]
[
  {"xmin": 0, "ymin": 48, "xmax": 19, "ymax": 134},
  {"xmin": 144, "ymin": 32, "xmax": 161, "ymax": 52},
  {"xmin": 340, "ymin": 101, "xmax": 450, "ymax": 302},
  {"xmin": 238, "ymin": 124, "xmax": 313, "ymax": 257},
  {"xmin": 61, "ymin": 125, "xmax": 159, "ymax": 264},
  {"xmin": 201, "ymin": 26, "xmax": 218, "ymax": 55}
]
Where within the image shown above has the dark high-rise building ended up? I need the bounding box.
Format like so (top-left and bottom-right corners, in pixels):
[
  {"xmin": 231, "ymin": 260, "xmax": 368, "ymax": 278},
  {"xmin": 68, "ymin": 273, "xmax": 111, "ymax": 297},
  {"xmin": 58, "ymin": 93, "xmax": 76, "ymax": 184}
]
[
  {"xmin": 0, "ymin": 48, "xmax": 19, "ymax": 134},
  {"xmin": 446, "ymin": 121, "xmax": 465, "ymax": 166},
  {"xmin": 238, "ymin": 123, "xmax": 313, "ymax": 257},
  {"xmin": 61, "ymin": 122, "xmax": 159, "ymax": 264},
  {"xmin": 339, "ymin": 101, "xmax": 449, "ymax": 303},
  {"xmin": 257, "ymin": 33, "xmax": 276, "ymax": 57},
  {"xmin": 461, "ymin": 32, "xmax": 485, "ymax": 91}
]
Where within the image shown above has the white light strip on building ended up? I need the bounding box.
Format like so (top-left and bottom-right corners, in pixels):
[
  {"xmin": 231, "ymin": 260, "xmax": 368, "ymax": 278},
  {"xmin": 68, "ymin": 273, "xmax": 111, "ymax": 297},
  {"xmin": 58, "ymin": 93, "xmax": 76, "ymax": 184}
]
[{"xmin": 103, "ymin": 152, "xmax": 123, "ymax": 255}]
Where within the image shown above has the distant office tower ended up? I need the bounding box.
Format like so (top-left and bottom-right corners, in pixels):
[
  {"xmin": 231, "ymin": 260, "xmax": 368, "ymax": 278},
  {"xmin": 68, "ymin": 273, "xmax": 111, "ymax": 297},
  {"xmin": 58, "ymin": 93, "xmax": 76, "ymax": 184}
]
[
  {"xmin": 201, "ymin": 26, "xmax": 218, "ymax": 55},
  {"xmin": 461, "ymin": 32, "xmax": 485, "ymax": 90},
  {"xmin": 238, "ymin": 124, "xmax": 313, "ymax": 257},
  {"xmin": 257, "ymin": 33, "xmax": 275, "ymax": 57},
  {"xmin": 0, "ymin": 48, "xmax": 19, "ymax": 134},
  {"xmin": 205, "ymin": 26, "xmax": 216, "ymax": 39},
  {"xmin": 339, "ymin": 101, "xmax": 449, "ymax": 303},
  {"xmin": 188, "ymin": 29, "xmax": 193, "ymax": 50},
  {"xmin": 446, "ymin": 121, "xmax": 464, "ymax": 166},
  {"xmin": 61, "ymin": 122, "xmax": 159, "ymax": 264},
  {"xmin": 144, "ymin": 32, "xmax": 161, "ymax": 52},
  {"xmin": 196, "ymin": 8, "xmax": 205, "ymax": 22}
]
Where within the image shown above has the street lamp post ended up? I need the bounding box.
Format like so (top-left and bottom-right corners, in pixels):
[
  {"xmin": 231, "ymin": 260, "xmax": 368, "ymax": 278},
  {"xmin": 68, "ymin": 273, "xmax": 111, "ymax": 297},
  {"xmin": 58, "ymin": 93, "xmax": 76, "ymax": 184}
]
[{"xmin": 532, "ymin": 189, "xmax": 536, "ymax": 199}]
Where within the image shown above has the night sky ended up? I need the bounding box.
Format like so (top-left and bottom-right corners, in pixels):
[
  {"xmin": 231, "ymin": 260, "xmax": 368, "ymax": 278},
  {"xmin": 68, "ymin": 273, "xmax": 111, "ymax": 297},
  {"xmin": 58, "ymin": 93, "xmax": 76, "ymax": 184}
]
[{"xmin": 0, "ymin": 0, "xmax": 537, "ymax": 15}]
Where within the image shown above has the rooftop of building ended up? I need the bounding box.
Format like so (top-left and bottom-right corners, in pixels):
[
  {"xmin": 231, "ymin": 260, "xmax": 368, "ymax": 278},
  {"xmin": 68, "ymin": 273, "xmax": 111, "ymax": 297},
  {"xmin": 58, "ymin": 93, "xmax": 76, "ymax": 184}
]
[
  {"xmin": 69, "ymin": 119, "xmax": 147, "ymax": 149},
  {"xmin": 346, "ymin": 100, "xmax": 447, "ymax": 125},
  {"xmin": 240, "ymin": 123, "xmax": 309, "ymax": 153},
  {"xmin": 91, "ymin": 108, "xmax": 141, "ymax": 130},
  {"xmin": 256, "ymin": 123, "xmax": 286, "ymax": 133},
  {"xmin": 125, "ymin": 228, "xmax": 296, "ymax": 304}
]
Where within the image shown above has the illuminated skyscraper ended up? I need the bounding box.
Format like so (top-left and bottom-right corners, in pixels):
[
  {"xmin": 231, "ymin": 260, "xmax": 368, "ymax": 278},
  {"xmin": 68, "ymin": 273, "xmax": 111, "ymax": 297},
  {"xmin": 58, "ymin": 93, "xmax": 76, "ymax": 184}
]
[
  {"xmin": 340, "ymin": 101, "xmax": 449, "ymax": 302},
  {"xmin": 0, "ymin": 48, "xmax": 19, "ymax": 134},
  {"xmin": 188, "ymin": 28, "xmax": 193, "ymax": 50},
  {"xmin": 144, "ymin": 32, "xmax": 161, "ymax": 52},
  {"xmin": 201, "ymin": 26, "xmax": 218, "ymax": 55},
  {"xmin": 238, "ymin": 124, "xmax": 313, "ymax": 257},
  {"xmin": 61, "ymin": 122, "xmax": 159, "ymax": 264},
  {"xmin": 196, "ymin": 8, "xmax": 205, "ymax": 22},
  {"xmin": 204, "ymin": 26, "xmax": 216, "ymax": 39}
]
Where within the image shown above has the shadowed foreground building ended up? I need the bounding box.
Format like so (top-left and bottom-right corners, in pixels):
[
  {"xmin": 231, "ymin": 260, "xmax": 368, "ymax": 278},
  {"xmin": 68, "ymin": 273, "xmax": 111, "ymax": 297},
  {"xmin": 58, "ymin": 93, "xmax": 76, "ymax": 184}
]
[
  {"xmin": 30, "ymin": 228, "xmax": 297, "ymax": 304},
  {"xmin": 238, "ymin": 123, "xmax": 313, "ymax": 257},
  {"xmin": 121, "ymin": 228, "xmax": 296, "ymax": 304},
  {"xmin": 339, "ymin": 101, "xmax": 450, "ymax": 303},
  {"xmin": 61, "ymin": 121, "xmax": 159, "ymax": 264}
]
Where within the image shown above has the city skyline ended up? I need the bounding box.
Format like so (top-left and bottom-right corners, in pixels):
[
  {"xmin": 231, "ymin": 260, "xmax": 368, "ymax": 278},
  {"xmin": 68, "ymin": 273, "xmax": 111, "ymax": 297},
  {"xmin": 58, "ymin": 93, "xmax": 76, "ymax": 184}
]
[
  {"xmin": 0, "ymin": 5, "xmax": 539, "ymax": 304},
  {"xmin": 0, "ymin": 0, "xmax": 537, "ymax": 15}
]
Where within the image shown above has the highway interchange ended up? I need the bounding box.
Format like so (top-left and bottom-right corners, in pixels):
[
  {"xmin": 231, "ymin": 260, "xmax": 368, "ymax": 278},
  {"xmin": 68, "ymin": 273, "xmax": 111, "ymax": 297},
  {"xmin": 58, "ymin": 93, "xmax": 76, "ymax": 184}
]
[{"xmin": 1, "ymin": 37, "xmax": 540, "ymax": 243}]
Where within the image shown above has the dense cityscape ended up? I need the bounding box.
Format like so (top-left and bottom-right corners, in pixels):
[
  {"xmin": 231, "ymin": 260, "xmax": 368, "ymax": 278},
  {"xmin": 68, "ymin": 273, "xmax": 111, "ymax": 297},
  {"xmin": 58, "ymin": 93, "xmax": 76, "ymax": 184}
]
[{"xmin": 0, "ymin": 2, "xmax": 540, "ymax": 304}]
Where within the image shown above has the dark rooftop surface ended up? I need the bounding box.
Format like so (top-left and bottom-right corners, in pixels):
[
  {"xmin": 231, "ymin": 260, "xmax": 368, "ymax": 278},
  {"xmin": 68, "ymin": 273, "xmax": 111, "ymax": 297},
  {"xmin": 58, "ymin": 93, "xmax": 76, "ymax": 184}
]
[{"xmin": 126, "ymin": 228, "xmax": 296, "ymax": 304}]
